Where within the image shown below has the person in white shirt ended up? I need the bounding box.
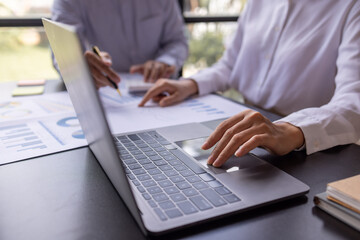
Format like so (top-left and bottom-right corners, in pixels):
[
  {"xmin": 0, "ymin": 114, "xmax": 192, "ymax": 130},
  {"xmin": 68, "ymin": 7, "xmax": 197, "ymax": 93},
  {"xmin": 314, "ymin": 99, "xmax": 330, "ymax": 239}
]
[
  {"xmin": 139, "ymin": 0, "xmax": 360, "ymax": 167},
  {"xmin": 52, "ymin": 0, "xmax": 188, "ymax": 87}
]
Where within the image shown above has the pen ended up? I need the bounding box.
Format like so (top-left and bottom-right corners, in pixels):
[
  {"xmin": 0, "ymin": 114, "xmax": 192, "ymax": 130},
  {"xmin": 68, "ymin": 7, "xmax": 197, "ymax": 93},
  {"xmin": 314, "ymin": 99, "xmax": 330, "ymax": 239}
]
[{"xmin": 92, "ymin": 46, "xmax": 122, "ymax": 96}]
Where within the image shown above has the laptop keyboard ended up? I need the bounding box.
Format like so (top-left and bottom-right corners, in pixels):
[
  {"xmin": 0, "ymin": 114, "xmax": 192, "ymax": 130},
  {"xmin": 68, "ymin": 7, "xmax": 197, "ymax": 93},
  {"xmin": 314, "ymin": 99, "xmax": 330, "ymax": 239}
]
[{"xmin": 114, "ymin": 131, "xmax": 241, "ymax": 221}]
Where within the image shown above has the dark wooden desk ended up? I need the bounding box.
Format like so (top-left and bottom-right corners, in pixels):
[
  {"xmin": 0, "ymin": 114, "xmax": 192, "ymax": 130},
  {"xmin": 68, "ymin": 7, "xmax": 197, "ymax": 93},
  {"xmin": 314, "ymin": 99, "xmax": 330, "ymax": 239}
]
[{"xmin": 1, "ymin": 80, "xmax": 359, "ymax": 240}]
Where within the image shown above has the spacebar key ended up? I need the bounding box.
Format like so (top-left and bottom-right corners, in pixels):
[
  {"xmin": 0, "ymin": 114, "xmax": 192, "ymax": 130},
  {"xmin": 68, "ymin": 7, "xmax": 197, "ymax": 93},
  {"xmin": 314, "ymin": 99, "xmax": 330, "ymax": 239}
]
[{"xmin": 170, "ymin": 149, "xmax": 206, "ymax": 174}]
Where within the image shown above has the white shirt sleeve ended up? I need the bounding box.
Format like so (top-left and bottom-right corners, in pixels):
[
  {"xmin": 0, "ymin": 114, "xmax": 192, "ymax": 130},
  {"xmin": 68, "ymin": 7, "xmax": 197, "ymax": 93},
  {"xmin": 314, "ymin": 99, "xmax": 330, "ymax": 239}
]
[{"xmin": 278, "ymin": 2, "xmax": 360, "ymax": 154}]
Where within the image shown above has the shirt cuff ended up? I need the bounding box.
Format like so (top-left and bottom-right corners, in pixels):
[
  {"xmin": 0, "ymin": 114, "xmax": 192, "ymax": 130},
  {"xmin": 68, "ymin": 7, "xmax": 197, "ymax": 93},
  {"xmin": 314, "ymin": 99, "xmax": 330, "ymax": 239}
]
[
  {"xmin": 189, "ymin": 70, "xmax": 220, "ymax": 96},
  {"xmin": 155, "ymin": 55, "xmax": 177, "ymax": 68}
]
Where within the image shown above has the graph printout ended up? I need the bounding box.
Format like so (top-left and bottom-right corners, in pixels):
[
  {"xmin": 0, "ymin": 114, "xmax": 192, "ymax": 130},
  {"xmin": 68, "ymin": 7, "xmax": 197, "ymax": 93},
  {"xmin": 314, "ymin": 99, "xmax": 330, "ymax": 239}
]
[{"xmin": 0, "ymin": 113, "xmax": 87, "ymax": 165}]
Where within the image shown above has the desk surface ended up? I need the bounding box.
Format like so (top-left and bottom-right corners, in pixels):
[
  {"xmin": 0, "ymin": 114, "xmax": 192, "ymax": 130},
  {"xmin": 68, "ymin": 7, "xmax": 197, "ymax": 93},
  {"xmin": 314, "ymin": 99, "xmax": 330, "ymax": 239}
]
[{"xmin": 1, "ymin": 80, "xmax": 360, "ymax": 240}]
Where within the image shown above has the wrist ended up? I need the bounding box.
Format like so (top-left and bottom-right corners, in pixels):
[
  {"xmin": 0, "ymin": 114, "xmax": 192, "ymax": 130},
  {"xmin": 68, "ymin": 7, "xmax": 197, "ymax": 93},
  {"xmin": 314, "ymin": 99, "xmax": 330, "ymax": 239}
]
[
  {"xmin": 276, "ymin": 122, "xmax": 305, "ymax": 150},
  {"xmin": 182, "ymin": 78, "xmax": 199, "ymax": 96}
]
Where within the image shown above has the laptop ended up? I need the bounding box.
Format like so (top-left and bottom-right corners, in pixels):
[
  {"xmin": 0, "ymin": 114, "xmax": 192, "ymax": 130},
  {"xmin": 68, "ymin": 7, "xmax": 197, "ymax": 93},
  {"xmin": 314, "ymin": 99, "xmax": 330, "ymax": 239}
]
[{"xmin": 43, "ymin": 18, "xmax": 309, "ymax": 235}]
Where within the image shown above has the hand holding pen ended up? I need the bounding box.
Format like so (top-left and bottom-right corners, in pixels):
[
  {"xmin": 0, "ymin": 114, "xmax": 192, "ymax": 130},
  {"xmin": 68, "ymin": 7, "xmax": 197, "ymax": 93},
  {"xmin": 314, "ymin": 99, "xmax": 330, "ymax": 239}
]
[{"xmin": 84, "ymin": 46, "xmax": 121, "ymax": 96}]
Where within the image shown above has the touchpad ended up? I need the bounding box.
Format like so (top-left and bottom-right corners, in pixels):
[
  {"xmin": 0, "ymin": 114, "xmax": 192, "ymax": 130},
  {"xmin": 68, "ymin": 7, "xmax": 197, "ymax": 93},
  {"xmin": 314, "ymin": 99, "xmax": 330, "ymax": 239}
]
[{"xmin": 175, "ymin": 137, "xmax": 265, "ymax": 175}]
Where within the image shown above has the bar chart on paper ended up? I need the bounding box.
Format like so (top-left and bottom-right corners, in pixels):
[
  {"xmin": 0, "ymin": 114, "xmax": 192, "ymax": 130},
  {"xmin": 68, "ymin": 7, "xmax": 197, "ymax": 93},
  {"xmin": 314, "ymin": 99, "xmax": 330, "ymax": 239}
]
[{"xmin": 0, "ymin": 114, "xmax": 87, "ymax": 165}]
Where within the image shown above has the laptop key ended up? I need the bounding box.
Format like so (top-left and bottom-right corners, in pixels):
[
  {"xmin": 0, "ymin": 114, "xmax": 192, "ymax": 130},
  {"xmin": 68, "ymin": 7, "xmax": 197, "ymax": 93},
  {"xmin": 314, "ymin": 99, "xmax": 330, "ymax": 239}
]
[
  {"xmin": 170, "ymin": 193, "xmax": 186, "ymax": 202},
  {"xmin": 170, "ymin": 149, "xmax": 206, "ymax": 174},
  {"xmin": 154, "ymin": 147, "xmax": 167, "ymax": 152},
  {"xmin": 147, "ymin": 186, "xmax": 163, "ymax": 195},
  {"xmin": 128, "ymin": 163, "xmax": 142, "ymax": 170},
  {"xmin": 199, "ymin": 173, "xmax": 215, "ymax": 182},
  {"xmin": 142, "ymin": 180, "xmax": 157, "ymax": 188},
  {"xmin": 128, "ymin": 134, "xmax": 141, "ymax": 141},
  {"xmin": 176, "ymin": 181, "xmax": 191, "ymax": 190},
  {"xmin": 142, "ymin": 163, "xmax": 157, "ymax": 170},
  {"xmin": 138, "ymin": 132, "xmax": 152, "ymax": 140},
  {"xmin": 134, "ymin": 154, "xmax": 147, "ymax": 160},
  {"xmin": 169, "ymin": 160, "xmax": 182, "ymax": 166},
  {"xmin": 182, "ymin": 188, "xmax": 199, "ymax": 197},
  {"xmin": 148, "ymin": 168, "xmax": 161, "ymax": 175},
  {"xmin": 123, "ymin": 142, "xmax": 135, "ymax": 147},
  {"xmin": 138, "ymin": 158, "xmax": 151, "ymax": 165},
  {"xmin": 140, "ymin": 147, "xmax": 152, "ymax": 152},
  {"xmin": 152, "ymin": 174, "xmax": 167, "ymax": 182},
  {"xmin": 116, "ymin": 135, "xmax": 127, "ymax": 140},
  {"xmin": 142, "ymin": 193, "xmax": 151, "ymax": 200},
  {"xmin": 214, "ymin": 186, "xmax": 231, "ymax": 195},
  {"xmin": 137, "ymin": 174, "xmax": 151, "ymax": 181},
  {"xmin": 137, "ymin": 186, "xmax": 146, "ymax": 193},
  {"xmin": 186, "ymin": 175, "xmax": 201, "ymax": 183},
  {"xmin": 154, "ymin": 160, "xmax": 167, "ymax": 166},
  {"xmin": 200, "ymin": 188, "xmax": 227, "ymax": 207},
  {"xmin": 193, "ymin": 182, "xmax": 208, "ymax": 190},
  {"xmin": 164, "ymin": 170, "xmax": 179, "ymax": 177},
  {"xmin": 148, "ymin": 200, "xmax": 157, "ymax": 208},
  {"xmin": 120, "ymin": 139, "xmax": 131, "ymax": 144},
  {"xmin": 180, "ymin": 169, "xmax": 195, "ymax": 177},
  {"xmin": 127, "ymin": 146, "xmax": 139, "ymax": 151},
  {"xmin": 169, "ymin": 175, "xmax": 185, "ymax": 183},
  {"xmin": 164, "ymin": 144, "xmax": 177, "ymax": 150},
  {"xmin": 132, "ymin": 168, "xmax": 146, "ymax": 175},
  {"xmin": 132, "ymin": 180, "xmax": 141, "ymax": 186},
  {"xmin": 159, "ymin": 165, "xmax": 172, "ymax": 171},
  {"xmin": 208, "ymin": 180, "xmax": 223, "ymax": 188},
  {"xmin": 158, "ymin": 139, "xmax": 171, "ymax": 145},
  {"xmin": 163, "ymin": 155, "xmax": 177, "ymax": 161},
  {"xmin": 154, "ymin": 208, "xmax": 167, "ymax": 221},
  {"xmin": 119, "ymin": 150, "xmax": 129, "ymax": 155},
  {"xmin": 153, "ymin": 193, "xmax": 169, "ymax": 202},
  {"xmin": 158, "ymin": 180, "xmax": 173, "ymax": 188},
  {"xmin": 150, "ymin": 155, "xmax": 162, "ymax": 161},
  {"xmin": 190, "ymin": 195, "xmax": 213, "ymax": 211},
  {"xmin": 159, "ymin": 201, "xmax": 176, "ymax": 210},
  {"xmin": 124, "ymin": 158, "xmax": 137, "ymax": 165},
  {"xmin": 223, "ymin": 194, "xmax": 241, "ymax": 203},
  {"xmin": 121, "ymin": 155, "xmax": 133, "ymax": 160},
  {"xmin": 159, "ymin": 151, "xmax": 171, "ymax": 157},
  {"xmin": 174, "ymin": 164, "xmax": 187, "ymax": 171},
  {"xmin": 177, "ymin": 201, "xmax": 198, "ymax": 215},
  {"xmin": 145, "ymin": 151, "xmax": 158, "ymax": 156},
  {"xmin": 164, "ymin": 186, "xmax": 180, "ymax": 195},
  {"xmin": 127, "ymin": 174, "xmax": 135, "ymax": 180},
  {"xmin": 165, "ymin": 209, "xmax": 183, "ymax": 219}
]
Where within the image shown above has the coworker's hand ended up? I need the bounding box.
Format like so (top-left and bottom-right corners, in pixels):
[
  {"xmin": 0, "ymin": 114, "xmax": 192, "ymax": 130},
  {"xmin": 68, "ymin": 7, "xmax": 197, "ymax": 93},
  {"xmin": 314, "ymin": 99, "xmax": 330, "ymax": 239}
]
[
  {"xmin": 202, "ymin": 109, "xmax": 305, "ymax": 167},
  {"xmin": 138, "ymin": 79, "xmax": 198, "ymax": 107},
  {"xmin": 84, "ymin": 51, "xmax": 120, "ymax": 89},
  {"xmin": 130, "ymin": 60, "xmax": 176, "ymax": 83}
]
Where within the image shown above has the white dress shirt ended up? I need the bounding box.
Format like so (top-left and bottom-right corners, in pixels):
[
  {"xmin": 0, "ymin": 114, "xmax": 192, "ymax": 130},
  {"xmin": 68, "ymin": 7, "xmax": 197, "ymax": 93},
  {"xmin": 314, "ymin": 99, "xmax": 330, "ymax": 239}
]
[
  {"xmin": 52, "ymin": 0, "xmax": 188, "ymax": 73},
  {"xmin": 191, "ymin": 0, "xmax": 360, "ymax": 155}
]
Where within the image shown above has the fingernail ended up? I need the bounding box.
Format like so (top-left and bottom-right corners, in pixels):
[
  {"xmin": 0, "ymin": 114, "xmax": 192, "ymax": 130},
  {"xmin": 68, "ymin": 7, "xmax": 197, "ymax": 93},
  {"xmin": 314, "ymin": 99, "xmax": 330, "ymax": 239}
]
[
  {"xmin": 201, "ymin": 141, "xmax": 209, "ymax": 149},
  {"xmin": 235, "ymin": 147, "xmax": 242, "ymax": 157},
  {"xmin": 207, "ymin": 154, "xmax": 215, "ymax": 165},
  {"xmin": 212, "ymin": 159, "xmax": 220, "ymax": 167}
]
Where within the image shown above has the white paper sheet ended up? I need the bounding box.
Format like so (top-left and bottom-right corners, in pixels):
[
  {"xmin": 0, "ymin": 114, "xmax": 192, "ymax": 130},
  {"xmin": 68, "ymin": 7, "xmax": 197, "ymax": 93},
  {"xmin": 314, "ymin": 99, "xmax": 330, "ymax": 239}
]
[
  {"xmin": 98, "ymin": 86, "xmax": 249, "ymax": 134},
  {"xmin": 0, "ymin": 92, "xmax": 74, "ymax": 123},
  {"xmin": 0, "ymin": 112, "xmax": 87, "ymax": 165}
]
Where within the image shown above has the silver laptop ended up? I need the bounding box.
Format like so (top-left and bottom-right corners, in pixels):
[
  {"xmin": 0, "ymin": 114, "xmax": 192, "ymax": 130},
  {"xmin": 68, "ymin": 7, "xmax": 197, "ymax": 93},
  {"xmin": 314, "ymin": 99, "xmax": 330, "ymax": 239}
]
[{"xmin": 43, "ymin": 18, "xmax": 309, "ymax": 236}]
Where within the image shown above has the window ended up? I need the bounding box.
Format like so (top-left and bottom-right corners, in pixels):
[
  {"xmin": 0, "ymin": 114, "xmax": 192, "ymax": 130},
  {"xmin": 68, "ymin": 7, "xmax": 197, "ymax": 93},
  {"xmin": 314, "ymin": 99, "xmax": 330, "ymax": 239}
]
[
  {"xmin": 0, "ymin": 0, "xmax": 246, "ymax": 85},
  {"xmin": 0, "ymin": 0, "xmax": 56, "ymax": 83}
]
